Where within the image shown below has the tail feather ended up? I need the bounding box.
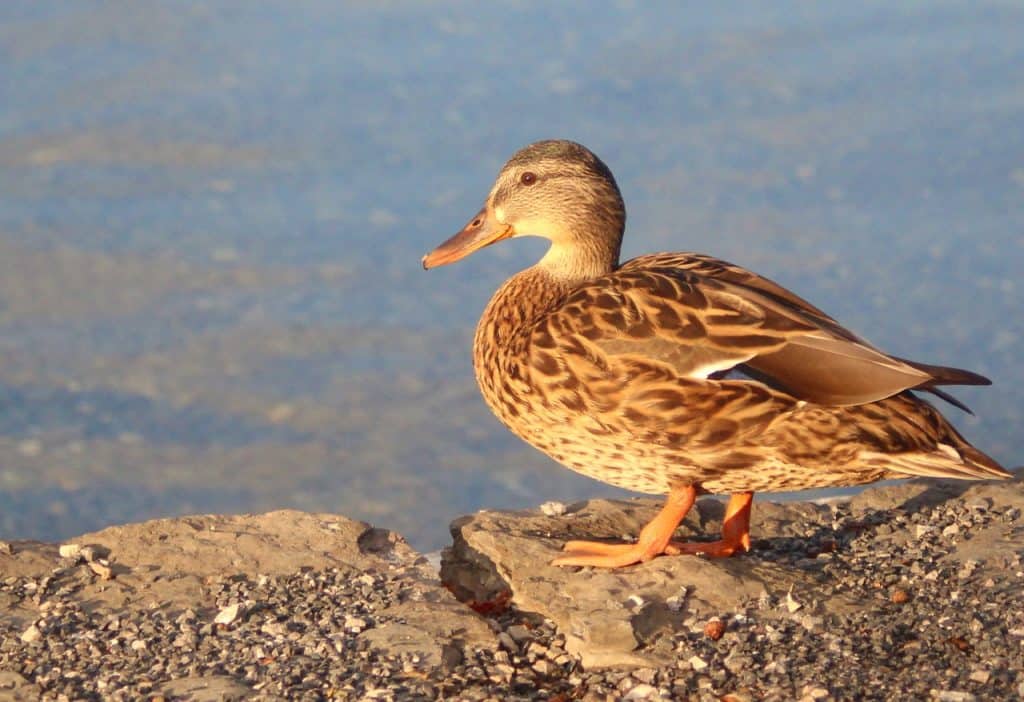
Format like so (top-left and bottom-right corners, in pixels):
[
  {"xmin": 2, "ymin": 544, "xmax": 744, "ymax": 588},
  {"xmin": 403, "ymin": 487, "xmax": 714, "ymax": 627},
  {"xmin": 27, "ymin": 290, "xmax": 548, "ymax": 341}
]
[
  {"xmin": 897, "ymin": 357, "xmax": 992, "ymax": 387},
  {"xmin": 894, "ymin": 357, "xmax": 992, "ymax": 414}
]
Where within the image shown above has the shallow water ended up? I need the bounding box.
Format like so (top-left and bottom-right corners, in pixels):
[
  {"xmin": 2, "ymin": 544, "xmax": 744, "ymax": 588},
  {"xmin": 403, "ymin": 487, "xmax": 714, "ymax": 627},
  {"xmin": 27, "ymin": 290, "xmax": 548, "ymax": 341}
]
[{"xmin": 0, "ymin": 1, "xmax": 1021, "ymax": 550}]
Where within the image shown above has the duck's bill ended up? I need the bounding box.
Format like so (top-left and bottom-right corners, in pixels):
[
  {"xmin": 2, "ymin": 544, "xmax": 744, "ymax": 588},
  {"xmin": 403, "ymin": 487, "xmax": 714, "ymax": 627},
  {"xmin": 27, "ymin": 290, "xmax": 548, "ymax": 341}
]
[{"xmin": 422, "ymin": 207, "xmax": 513, "ymax": 269}]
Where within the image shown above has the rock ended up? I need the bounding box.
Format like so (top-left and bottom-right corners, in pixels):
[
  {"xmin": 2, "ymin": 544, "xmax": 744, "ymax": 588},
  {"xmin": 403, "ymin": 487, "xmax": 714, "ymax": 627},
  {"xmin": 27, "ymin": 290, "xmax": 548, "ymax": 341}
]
[
  {"xmin": 442, "ymin": 496, "xmax": 854, "ymax": 667},
  {"xmin": 540, "ymin": 501, "xmax": 567, "ymax": 516},
  {"xmin": 506, "ymin": 624, "xmax": 532, "ymax": 645},
  {"xmin": 785, "ymin": 589, "xmax": 803, "ymax": 613},
  {"xmin": 0, "ymin": 509, "xmax": 494, "ymax": 685},
  {"xmin": 87, "ymin": 560, "xmax": 114, "ymax": 580},
  {"xmin": 703, "ymin": 618, "xmax": 725, "ymax": 641},
  {"xmin": 1, "ymin": 474, "xmax": 1021, "ymax": 699},
  {"xmin": 214, "ymin": 602, "xmax": 246, "ymax": 625},
  {"xmin": 931, "ymin": 691, "xmax": 976, "ymax": 702},
  {"xmin": 19, "ymin": 623, "xmax": 41, "ymax": 644},
  {"xmin": 58, "ymin": 543, "xmax": 82, "ymax": 560},
  {"xmin": 689, "ymin": 655, "xmax": 709, "ymax": 672},
  {"xmin": 159, "ymin": 676, "xmax": 255, "ymax": 702},
  {"xmin": 0, "ymin": 670, "xmax": 39, "ymax": 700},
  {"xmin": 623, "ymin": 683, "xmax": 659, "ymax": 700}
]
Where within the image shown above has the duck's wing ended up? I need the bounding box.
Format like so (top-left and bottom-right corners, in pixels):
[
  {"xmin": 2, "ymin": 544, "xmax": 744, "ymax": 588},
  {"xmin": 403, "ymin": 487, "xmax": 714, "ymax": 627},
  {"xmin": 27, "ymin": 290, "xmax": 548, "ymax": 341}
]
[
  {"xmin": 622, "ymin": 253, "xmax": 989, "ymax": 410},
  {"xmin": 533, "ymin": 264, "xmax": 948, "ymax": 408}
]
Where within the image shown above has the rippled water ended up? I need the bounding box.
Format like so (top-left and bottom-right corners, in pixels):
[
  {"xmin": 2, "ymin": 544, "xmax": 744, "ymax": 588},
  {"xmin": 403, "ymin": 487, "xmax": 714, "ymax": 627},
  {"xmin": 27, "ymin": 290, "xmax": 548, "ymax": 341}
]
[{"xmin": 0, "ymin": 2, "xmax": 1021, "ymax": 550}]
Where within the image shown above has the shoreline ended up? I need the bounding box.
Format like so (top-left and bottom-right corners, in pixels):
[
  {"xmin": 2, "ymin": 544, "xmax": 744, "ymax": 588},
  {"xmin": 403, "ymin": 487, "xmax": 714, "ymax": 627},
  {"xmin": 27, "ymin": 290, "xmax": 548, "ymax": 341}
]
[{"xmin": 1, "ymin": 472, "xmax": 1021, "ymax": 700}]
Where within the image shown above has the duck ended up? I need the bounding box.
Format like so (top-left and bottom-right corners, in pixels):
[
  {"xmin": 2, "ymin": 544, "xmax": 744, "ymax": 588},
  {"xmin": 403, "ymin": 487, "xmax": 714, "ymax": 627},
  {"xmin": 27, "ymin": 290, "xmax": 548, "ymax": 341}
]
[{"xmin": 422, "ymin": 139, "xmax": 1010, "ymax": 568}]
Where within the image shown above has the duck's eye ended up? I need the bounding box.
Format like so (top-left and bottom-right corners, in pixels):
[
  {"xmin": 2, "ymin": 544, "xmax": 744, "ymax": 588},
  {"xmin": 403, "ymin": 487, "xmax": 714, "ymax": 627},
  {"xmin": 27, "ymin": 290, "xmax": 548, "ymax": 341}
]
[{"xmin": 520, "ymin": 172, "xmax": 537, "ymax": 186}]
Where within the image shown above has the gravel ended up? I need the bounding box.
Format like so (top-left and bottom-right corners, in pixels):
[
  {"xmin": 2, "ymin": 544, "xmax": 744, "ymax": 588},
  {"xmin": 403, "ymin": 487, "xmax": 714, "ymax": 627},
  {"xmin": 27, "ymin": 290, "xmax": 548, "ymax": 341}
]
[{"xmin": 1, "ymin": 495, "xmax": 1021, "ymax": 700}]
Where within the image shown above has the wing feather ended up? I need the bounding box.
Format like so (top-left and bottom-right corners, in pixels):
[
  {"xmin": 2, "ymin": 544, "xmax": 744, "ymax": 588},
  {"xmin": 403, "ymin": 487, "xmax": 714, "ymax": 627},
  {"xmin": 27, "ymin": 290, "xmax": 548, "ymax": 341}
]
[{"xmin": 532, "ymin": 257, "xmax": 975, "ymax": 408}]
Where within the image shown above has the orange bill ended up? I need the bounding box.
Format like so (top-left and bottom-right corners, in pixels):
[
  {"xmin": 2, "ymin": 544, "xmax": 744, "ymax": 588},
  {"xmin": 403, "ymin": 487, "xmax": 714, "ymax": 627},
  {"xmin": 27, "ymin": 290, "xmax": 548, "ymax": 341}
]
[{"xmin": 422, "ymin": 206, "xmax": 513, "ymax": 269}]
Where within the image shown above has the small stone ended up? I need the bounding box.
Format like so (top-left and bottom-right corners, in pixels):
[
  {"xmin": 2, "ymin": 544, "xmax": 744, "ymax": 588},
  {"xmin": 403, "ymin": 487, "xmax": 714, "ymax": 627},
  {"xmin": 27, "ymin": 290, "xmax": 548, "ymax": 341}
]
[
  {"xmin": 506, "ymin": 624, "xmax": 531, "ymax": 645},
  {"xmin": 343, "ymin": 615, "xmax": 367, "ymax": 633},
  {"xmin": 214, "ymin": 603, "xmax": 245, "ymax": 625},
  {"xmin": 20, "ymin": 624, "xmax": 41, "ymax": 643},
  {"xmin": 723, "ymin": 651, "xmax": 753, "ymax": 674},
  {"xmin": 531, "ymin": 659, "xmax": 550, "ymax": 676},
  {"xmin": 942, "ymin": 524, "xmax": 960, "ymax": 537},
  {"xmin": 498, "ymin": 631, "xmax": 517, "ymax": 652},
  {"xmin": 799, "ymin": 615, "xmax": 824, "ymax": 632},
  {"xmin": 891, "ymin": 588, "xmax": 910, "ymax": 604},
  {"xmin": 915, "ymin": 525, "xmax": 933, "ymax": 538},
  {"xmin": 130, "ymin": 639, "xmax": 147, "ymax": 651},
  {"xmin": 539, "ymin": 501, "xmax": 567, "ymax": 516},
  {"xmin": 785, "ymin": 589, "xmax": 803, "ymax": 613},
  {"xmin": 88, "ymin": 560, "xmax": 114, "ymax": 580},
  {"xmin": 80, "ymin": 544, "xmax": 111, "ymax": 562},
  {"xmin": 689, "ymin": 655, "xmax": 708, "ymax": 672},
  {"xmin": 632, "ymin": 668, "xmax": 656, "ymax": 685},
  {"xmin": 59, "ymin": 543, "xmax": 83, "ymax": 560},
  {"xmin": 0, "ymin": 541, "xmax": 10, "ymax": 555},
  {"xmin": 968, "ymin": 670, "xmax": 989, "ymax": 684},
  {"xmin": 967, "ymin": 498, "xmax": 991, "ymax": 511},
  {"xmin": 704, "ymin": 618, "xmax": 725, "ymax": 641},
  {"xmin": 932, "ymin": 691, "xmax": 976, "ymax": 702},
  {"xmin": 623, "ymin": 683, "xmax": 658, "ymax": 701}
]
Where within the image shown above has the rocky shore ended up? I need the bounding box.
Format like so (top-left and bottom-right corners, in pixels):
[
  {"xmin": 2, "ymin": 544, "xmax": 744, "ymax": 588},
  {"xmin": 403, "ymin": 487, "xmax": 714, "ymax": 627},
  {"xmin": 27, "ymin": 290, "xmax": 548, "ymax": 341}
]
[{"xmin": 1, "ymin": 472, "xmax": 1021, "ymax": 701}]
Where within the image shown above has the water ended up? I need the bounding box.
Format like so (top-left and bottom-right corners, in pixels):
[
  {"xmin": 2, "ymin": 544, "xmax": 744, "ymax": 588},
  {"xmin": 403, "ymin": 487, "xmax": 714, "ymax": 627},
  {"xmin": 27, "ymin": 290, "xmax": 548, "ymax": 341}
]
[{"xmin": 0, "ymin": 1, "xmax": 1021, "ymax": 550}]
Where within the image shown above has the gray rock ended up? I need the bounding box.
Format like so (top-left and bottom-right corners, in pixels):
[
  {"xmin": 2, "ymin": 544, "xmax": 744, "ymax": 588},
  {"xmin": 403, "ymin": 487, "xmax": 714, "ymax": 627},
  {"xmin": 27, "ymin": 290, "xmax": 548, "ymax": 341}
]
[{"xmin": 442, "ymin": 496, "xmax": 856, "ymax": 668}]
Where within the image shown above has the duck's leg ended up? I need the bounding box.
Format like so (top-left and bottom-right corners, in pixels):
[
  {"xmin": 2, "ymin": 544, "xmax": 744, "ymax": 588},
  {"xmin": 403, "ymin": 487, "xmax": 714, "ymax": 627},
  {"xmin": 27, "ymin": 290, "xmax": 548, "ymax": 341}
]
[
  {"xmin": 666, "ymin": 491, "xmax": 753, "ymax": 558},
  {"xmin": 552, "ymin": 485, "xmax": 697, "ymax": 568}
]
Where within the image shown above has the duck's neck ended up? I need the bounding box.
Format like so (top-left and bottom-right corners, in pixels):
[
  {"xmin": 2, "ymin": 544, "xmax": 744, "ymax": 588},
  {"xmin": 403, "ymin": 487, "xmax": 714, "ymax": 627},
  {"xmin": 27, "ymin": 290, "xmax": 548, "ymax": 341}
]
[{"xmin": 536, "ymin": 238, "xmax": 621, "ymax": 281}]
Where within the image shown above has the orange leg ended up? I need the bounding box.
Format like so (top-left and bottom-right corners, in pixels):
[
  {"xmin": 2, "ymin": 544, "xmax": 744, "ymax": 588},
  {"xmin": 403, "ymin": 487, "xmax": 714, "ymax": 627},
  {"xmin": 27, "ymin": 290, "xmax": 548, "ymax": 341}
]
[
  {"xmin": 667, "ymin": 491, "xmax": 753, "ymax": 558},
  {"xmin": 552, "ymin": 485, "xmax": 697, "ymax": 568},
  {"xmin": 551, "ymin": 489, "xmax": 754, "ymax": 568}
]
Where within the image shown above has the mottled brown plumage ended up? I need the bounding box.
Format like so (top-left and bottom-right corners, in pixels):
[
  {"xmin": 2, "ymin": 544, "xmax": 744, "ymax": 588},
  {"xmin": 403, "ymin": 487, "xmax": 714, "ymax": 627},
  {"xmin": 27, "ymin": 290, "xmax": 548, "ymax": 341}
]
[{"xmin": 423, "ymin": 139, "xmax": 1010, "ymax": 568}]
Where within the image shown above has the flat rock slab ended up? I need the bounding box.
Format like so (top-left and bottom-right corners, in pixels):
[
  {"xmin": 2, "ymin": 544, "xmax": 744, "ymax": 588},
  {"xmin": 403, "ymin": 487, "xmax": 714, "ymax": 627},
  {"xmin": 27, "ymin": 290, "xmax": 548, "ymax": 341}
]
[
  {"xmin": 0, "ymin": 510, "xmax": 494, "ymax": 666},
  {"xmin": 443, "ymin": 474, "xmax": 1024, "ymax": 669}
]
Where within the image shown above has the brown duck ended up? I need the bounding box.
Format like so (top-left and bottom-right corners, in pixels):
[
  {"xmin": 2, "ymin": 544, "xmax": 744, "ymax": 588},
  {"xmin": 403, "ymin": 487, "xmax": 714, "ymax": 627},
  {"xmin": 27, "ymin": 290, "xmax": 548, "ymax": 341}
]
[{"xmin": 423, "ymin": 139, "xmax": 1010, "ymax": 568}]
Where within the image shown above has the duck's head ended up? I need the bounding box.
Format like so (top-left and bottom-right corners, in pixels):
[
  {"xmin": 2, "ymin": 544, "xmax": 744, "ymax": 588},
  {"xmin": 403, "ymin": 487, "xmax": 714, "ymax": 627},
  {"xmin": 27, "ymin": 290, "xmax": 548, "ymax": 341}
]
[{"xmin": 422, "ymin": 140, "xmax": 626, "ymax": 279}]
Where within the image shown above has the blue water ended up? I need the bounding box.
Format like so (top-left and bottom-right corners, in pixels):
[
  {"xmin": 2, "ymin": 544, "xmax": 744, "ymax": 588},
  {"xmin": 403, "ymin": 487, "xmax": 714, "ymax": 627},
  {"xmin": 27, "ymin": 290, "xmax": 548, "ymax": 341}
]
[{"xmin": 0, "ymin": 1, "xmax": 1020, "ymax": 550}]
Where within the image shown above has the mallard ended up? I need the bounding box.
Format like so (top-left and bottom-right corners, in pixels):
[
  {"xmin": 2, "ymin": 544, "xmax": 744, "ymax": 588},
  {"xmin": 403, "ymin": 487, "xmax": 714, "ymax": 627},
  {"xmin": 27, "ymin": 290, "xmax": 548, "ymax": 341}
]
[{"xmin": 423, "ymin": 139, "xmax": 1010, "ymax": 568}]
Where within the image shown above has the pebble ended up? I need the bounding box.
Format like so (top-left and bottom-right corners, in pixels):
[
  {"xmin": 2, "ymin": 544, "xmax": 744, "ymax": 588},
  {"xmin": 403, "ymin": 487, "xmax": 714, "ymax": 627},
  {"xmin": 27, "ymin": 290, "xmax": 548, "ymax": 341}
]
[
  {"xmin": 932, "ymin": 691, "xmax": 976, "ymax": 702},
  {"xmin": 88, "ymin": 561, "xmax": 114, "ymax": 580},
  {"xmin": 20, "ymin": 624, "xmax": 42, "ymax": 644},
  {"xmin": 506, "ymin": 624, "xmax": 531, "ymax": 645},
  {"xmin": 497, "ymin": 632, "xmax": 517, "ymax": 653},
  {"xmin": 703, "ymin": 618, "xmax": 725, "ymax": 640},
  {"xmin": 785, "ymin": 589, "xmax": 803, "ymax": 613},
  {"xmin": 689, "ymin": 655, "xmax": 709, "ymax": 672},
  {"xmin": 539, "ymin": 501, "xmax": 567, "ymax": 517},
  {"xmin": 213, "ymin": 602, "xmax": 245, "ymax": 625},
  {"xmin": 622, "ymin": 683, "xmax": 659, "ymax": 700},
  {"xmin": 58, "ymin": 544, "xmax": 82, "ymax": 560}
]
